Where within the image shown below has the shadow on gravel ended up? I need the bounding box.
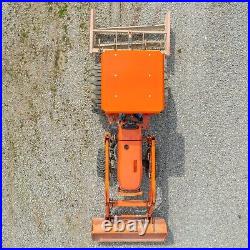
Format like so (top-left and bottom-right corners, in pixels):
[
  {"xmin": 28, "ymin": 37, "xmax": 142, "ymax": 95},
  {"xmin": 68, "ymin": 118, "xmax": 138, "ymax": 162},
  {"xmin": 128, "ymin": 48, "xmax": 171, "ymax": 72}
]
[{"xmin": 151, "ymin": 87, "xmax": 185, "ymax": 246}]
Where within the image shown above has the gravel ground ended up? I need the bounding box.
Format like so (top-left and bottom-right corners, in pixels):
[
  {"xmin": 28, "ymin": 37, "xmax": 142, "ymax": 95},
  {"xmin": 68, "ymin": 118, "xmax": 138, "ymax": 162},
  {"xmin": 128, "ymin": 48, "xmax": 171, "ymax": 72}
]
[{"xmin": 2, "ymin": 2, "xmax": 248, "ymax": 248}]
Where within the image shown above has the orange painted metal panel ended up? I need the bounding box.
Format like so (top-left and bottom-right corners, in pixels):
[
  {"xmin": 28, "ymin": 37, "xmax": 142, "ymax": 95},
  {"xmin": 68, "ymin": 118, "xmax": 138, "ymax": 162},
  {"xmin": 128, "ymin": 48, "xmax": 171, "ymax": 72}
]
[
  {"xmin": 111, "ymin": 200, "xmax": 148, "ymax": 207},
  {"xmin": 117, "ymin": 140, "xmax": 143, "ymax": 191},
  {"xmin": 92, "ymin": 217, "xmax": 168, "ymax": 242},
  {"xmin": 101, "ymin": 50, "xmax": 165, "ymax": 114}
]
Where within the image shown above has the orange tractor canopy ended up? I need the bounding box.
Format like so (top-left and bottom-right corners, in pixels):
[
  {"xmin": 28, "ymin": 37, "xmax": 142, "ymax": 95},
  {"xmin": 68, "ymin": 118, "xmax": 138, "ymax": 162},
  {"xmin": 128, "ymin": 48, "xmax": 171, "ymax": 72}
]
[
  {"xmin": 101, "ymin": 50, "xmax": 165, "ymax": 114},
  {"xmin": 89, "ymin": 9, "xmax": 170, "ymax": 242}
]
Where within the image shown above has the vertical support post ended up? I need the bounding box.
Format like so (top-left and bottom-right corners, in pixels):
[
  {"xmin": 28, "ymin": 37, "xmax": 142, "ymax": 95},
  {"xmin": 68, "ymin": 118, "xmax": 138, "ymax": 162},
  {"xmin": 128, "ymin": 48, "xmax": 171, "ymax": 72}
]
[
  {"xmin": 164, "ymin": 12, "xmax": 171, "ymax": 56},
  {"xmin": 115, "ymin": 31, "xmax": 118, "ymax": 50},
  {"xmin": 148, "ymin": 137, "xmax": 156, "ymax": 218},
  {"xmin": 89, "ymin": 9, "xmax": 95, "ymax": 53},
  {"xmin": 104, "ymin": 133, "xmax": 111, "ymax": 219},
  {"xmin": 142, "ymin": 32, "xmax": 145, "ymax": 50}
]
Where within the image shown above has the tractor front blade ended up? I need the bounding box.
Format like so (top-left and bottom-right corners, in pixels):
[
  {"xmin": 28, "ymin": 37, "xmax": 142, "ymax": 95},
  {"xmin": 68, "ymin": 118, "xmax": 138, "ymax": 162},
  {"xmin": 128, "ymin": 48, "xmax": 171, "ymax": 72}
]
[{"xmin": 92, "ymin": 217, "xmax": 167, "ymax": 242}]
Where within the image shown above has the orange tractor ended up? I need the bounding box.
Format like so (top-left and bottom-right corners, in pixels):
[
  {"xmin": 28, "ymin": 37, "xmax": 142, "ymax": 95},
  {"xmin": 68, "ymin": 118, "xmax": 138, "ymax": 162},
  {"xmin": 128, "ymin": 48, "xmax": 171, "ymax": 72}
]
[{"xmin": 89, "ymin": 9, "xmax": 171, "ymax": 242}]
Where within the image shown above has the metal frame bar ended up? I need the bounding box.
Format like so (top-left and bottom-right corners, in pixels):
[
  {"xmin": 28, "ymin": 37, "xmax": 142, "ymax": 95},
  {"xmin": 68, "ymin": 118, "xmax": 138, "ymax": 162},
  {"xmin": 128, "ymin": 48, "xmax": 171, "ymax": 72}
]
[
  {"xmin": 89, "ymin": 9, "xmax": 95, "ymax": 54},
  {"xmin": 104, "ymin": 133, "xmax": 111, "ymax": 219},
  {"xmin": 89, "ymin": 9, "xmax": 171, "ymax": 55},
  {"xmin": 147, "ymin": 137, "xmax": 156, "ymax": 218}
]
